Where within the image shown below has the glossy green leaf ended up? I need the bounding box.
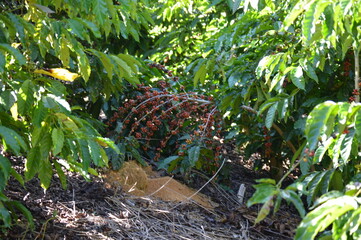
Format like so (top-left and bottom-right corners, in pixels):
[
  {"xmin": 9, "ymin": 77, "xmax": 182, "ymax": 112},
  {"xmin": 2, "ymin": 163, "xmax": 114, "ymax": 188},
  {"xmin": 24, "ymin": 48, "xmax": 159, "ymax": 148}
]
[
  {"xmin": 0, "ymin": 43, "xmax": 26, "ymax": 65},
  {"xmin": 313, "ymin": 137, "xmax": 334, "ymax": 164},
  {"xmin": 0, "ymin": 203, "xmax": 11, "ymax": 227},
  {"xmin": 158, "ymin": 156, "xmax": 180, "ymax": 170},
  {"xmin": 280, "ymin": 189, "xmax": 306, "ymax": 217},
  {"xmin": 52, "ymin": 128, "xmax": 64, "ymax": 156},
  {"xmin": 289, "ymin": 66, "xmax": 305, "ymax": 90},
  {"xmin": 88, "ymin": 49, "xmax": 113, "ymax": 79},
  {"xmin": 295, "ymin": 196, "xmax": 358, "ymax": 240},
  {"xmin": 337, "ymin": 207, "xmax": 361, "ymax": 239},
  {"xmin": 354, "ymin": 110, "xmax": 361, "ymax": 141},
  {"xmin": 340, "ymin": 128, "xmax": 355, "ymax": 163},
  {"xmin": 247, "ymin": 183, "xmax": 278, "ymax": 207},
  {"xmin": 17, "ymin": 80, "xmax": 35, "ymax": 115},
  {"xmin": 265, "ymin": 103, "xmax": 278, "ymax": 129},
  {"xmin": 0, "ymin": 126, "xmax": 28, "ymax": 154},
  {"xmin": 194, "ymin": 64, "xmax": 207, "ymax": 86},
  {"xmin": 188, "ymin": 145, "xmax": 200, "ymax": 167},
  {"xmin": 25, "ymin": 146, "xmax": 41, "ymax": 181},
  {"xmin": 38, "ymin": 158, "xmax": 52, "ymax": 189},
  {"xmin": 117, "ymin": 54, "xmax": 140, "ymax": 73},
  {"xmin": 0, "ymin": 155, "xmax": 11, "ymax": 191},
  {"xmin": 305, "ymin": 101, "xmax": 337, "ymax": 150},
  {"xmin": 255, "ymin": 196, "xmax": 273, "ymax": 224},
  {"xmin": 283, "ymin": 0, "xmax": 307, "ymax": 28},
  {"xmin": 95, "ymin": 137, "xmax": 120, "ymax": 154},
  {"xmin": 78, "ymin": 139, "xmax": 92, "ymax": 170},
  {"xmin": 88, "ymin": 139, "xmax": 102, "ymax": 166},
  {"xmin": 10, "ymin": 201, "xmax": 34, "ymax": 229}
]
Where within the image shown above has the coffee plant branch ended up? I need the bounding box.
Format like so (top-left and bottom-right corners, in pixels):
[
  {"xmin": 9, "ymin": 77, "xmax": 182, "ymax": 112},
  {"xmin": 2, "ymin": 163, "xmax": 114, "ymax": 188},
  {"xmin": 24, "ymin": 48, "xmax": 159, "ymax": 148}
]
[{"xmin": 240, "ymin": 105, "xmax": 297, "ymax": 154}]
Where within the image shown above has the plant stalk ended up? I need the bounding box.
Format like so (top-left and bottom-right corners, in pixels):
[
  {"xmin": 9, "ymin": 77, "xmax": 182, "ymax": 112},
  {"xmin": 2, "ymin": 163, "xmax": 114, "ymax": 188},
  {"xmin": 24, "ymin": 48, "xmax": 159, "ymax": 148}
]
[
  {"xmin": 241, "ymin": 105, "xmax": 297, "ymax": 154},
  {"xmin": 354, "ymin": 49, "xmax": 360, "ymax": 103}
]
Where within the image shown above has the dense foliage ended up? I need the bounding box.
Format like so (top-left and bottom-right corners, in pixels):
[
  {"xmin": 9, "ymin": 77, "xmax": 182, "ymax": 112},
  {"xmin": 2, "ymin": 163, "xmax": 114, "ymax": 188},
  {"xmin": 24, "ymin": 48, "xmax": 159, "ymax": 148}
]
[{"xmin": 1, "ymin": 0, "xmax": 361, "ymax": 239}]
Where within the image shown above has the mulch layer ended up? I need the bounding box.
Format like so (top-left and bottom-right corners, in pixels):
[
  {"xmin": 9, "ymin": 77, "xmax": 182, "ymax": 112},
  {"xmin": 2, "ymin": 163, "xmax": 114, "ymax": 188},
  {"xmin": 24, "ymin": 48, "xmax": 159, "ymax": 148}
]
[{"xmin": 2, "ymin": 151, "xmax": 301, "ymax": 240}]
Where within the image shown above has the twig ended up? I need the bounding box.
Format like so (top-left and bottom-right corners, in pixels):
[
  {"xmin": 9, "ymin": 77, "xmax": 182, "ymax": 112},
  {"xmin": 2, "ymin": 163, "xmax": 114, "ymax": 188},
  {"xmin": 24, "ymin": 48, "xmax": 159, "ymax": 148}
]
[
  {"xmin": 241, "ymin": 105, "xmax": 297, "ymax": 154},
  {"xmin": 169, "ymin": 156, "xmax": 227, "ymax": 211}
]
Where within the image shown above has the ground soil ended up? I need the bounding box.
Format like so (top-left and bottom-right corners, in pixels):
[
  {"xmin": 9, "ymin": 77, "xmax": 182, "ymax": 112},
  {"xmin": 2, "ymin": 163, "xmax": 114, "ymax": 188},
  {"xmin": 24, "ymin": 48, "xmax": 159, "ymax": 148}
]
[{"xmin": 1, "ymin": 149, "xmax": 301, "ymax": 240}]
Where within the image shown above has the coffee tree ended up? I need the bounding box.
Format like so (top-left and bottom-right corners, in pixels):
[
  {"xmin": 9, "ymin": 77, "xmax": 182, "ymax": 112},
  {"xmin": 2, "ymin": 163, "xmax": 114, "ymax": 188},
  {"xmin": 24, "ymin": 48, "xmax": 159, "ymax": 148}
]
[
  {"xmin": 0, "ymin": 0, "xmax": 152, "ymax": 229},
  {"xmin": 1, "ymin": 0, "xmax": 361, "ymax": 238},
  {"xmin": 159, "ymin": 0, "xmax": 361, "ymax": 238}
]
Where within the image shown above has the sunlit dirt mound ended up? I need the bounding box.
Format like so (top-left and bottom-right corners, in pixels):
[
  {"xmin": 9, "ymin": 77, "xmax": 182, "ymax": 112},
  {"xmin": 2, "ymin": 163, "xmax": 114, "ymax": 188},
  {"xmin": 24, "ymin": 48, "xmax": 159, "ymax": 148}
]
[{"xmin": 103, "ymin": 161, "xmax": 216, "ymax": 209}]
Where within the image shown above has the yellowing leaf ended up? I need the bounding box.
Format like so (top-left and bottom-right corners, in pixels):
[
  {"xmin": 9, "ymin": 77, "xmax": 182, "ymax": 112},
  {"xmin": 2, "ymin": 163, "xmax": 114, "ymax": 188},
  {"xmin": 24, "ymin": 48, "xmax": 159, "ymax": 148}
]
[{"xmin": 34, "ymin": 68, "xmax": 80, "ymax": 82}]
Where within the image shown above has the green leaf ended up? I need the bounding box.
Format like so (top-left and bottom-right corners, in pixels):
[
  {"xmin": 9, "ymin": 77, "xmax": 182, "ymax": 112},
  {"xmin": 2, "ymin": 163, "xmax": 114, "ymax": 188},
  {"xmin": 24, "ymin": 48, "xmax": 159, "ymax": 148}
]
[
  {"xmin": 265, "ymin": 103, "xmax": 278, "ymax": 129},
  {"xmin": 337, "ymin": 207, "xmax": 361, "ymax": 240},
  {"xmin": 301, "ymin": 60, "xmax": 319, "ymax": 82},
  {"xmin": 25, "ymin": 146, "xmax": 41, "ymax": 181},
  {"xmin": 88, "ymin": 139, "xmax": 102, "ymax": 166},
  {"xmin": 0, "ymin": 203, "xmax": 11, "ymax": 227},
  {"xmin": 38, "ymin": 131, "xmax": 52, "ymax": 160},
  {"xmin": 92, "ymin": 0, "xmax": 108, "ymax": 27},
  {"xmin": 228, "ymin": 71, "xmax": 241, "ymax": 88},
  {"xmin": 73, "ymin": 45, "xmax": 90, "ymax": 82},
  {"xmin": 88, "ymin": 49, "xmax": 113, "ymax": 79},
  {"xmin": 78, "ymin": 139, "xmax": 92, "ymax": 170},
  {"xmin": 6, "ymin": 13, "xmax": 25, "ymax": 44},
  {"xmin": 17, "ymin": 80, "xmax": 35, "ymax": 115},
  {"xmin": 0, "ymin": 155, "xmax": 11, "ymax": 191},
  {"xmin": 110, "ymin": 55, "xmax": 139, "ymax": 84},
  {"xmin": 313, "ymin": 137, "xmax": 334, "ymax": 164},
  {"xmin": 302, "ymin": 0, "xmax": 332, "ymax": 44},
  {"xmin": 305, "ymin": 101, "xmax": 337, "ymax": 150},
  {"xmin": 355, "ymin": 110, "xmax": 361, "ymax": 142},
  {"xmin": 340, "ymin": 128, "xmax": 355, "ymax": 163},
  {"xmin": 256, "ymin": 178, "xmax": 276, "ymax": 184},
  {"xmin": 255, "ymin": 196, "xmax": 273, "ymax": 224},
  {"xmin": 188, "ymin": 145, "xmax": 200, "ymax": 167},
  {"xmin": 0, "ymin": 126, "xmax": 28, "ymax": 154},
  {"xmin": 256, "ymin": 53, "xmax": 283, "ymax": 82},
  {"xmin": 10, "ymin": 168, "xmax": 24, "ymax": 187},
  {"xmin": 59, "ymin": 37, "xmax": 70, "ymax": 67},
  {"xmin": 258, "ymin": 94, "xmax": 289, "ymax": 115},
  {"xmin": 0, "ymin": 43, "xmax": 26, "ymax": 65},
  {"xmin": 232, "ymin": 0, "xmax": 242, "ymax": 14},
  {"xmin": 322, "ymin": 5, "xmax": 334, "ymax": 39},
  {"xmin": 117, "ymin": 54, "xmax": 140, "ymax": 73},
  {"xmin": 129, "ymin": 146, "xmax": 147, "ymax": 166},
  {"xmin": 283, "ymin": 1, "xmax": 306, "ymax": 28},
  {"xmin": 289, "ymin": 66, "xmax": 305, "ymax": 90},
  {"xmin": 194, "ymin": 64, "xmax": 207, "ymax": 86},
  {"xmin": 95, "ymin": 137, "xmax": 120, "ymax": 154},
  {"xmin": 38, "ymin": 158, "xmax": 53, "ymax": 189},
  {"xmin": 0, "ymin": 52, "xmax": 5, "ymax": 71},
  {"xmin": 247, "ymin": 183, "xmax": 278, "ymax": 207},
  {"xmin": 330, "ymin": 170, "xmax": 344, "ymax": 191},
  {"xmin": 52, "ymin": 128, "xmax": 64, "ymax": 156},
  {"xmin": 311, "ymin": 190, "xmax": 343, "ymax": 209},
  {"xmin": 295, "ymin": 196, "xmax": 358, "ymax": 240},
  {"xmin": 10, "ymin": 201, "xmax": 34, "ymax": 229},
  {"xmin": 158, "ymin": 156, "xmax": 179, "ymax": 170},
  {"xmin": 79, "ymin": 19, "xmax": 101, "ymax": 38},
  {"xmin": 280, "ymin": 189, "xmax": 306, "ymax": 217}
]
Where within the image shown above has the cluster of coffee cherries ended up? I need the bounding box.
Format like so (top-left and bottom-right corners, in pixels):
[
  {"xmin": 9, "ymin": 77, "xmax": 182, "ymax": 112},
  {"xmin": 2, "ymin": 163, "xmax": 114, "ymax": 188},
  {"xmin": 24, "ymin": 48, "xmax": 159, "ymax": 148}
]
[
  {"xmin": 107, "ymin": 63, "xmax": 223, "ymax": 173},
  {"xmin": 349, "ymin": 88, "xmax": 359, "ymax": 102},
  {"xmin": 303, "ymin": 148, "xmax": 315, "ymax": 162},
  {"xmin": 262, "ymin": 126, "xmax": 273, "ymax": 158}
]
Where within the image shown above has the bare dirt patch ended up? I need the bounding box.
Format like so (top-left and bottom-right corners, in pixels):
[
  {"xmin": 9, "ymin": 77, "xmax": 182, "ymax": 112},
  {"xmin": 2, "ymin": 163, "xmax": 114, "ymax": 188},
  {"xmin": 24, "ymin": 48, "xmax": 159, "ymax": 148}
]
[
  {"xmin": 103, "ymin": 161, "xmax": 217, "ymax": 209},
  {"xmin": 2, "ymin": 153, "xmax": 300, "ymax": 239}
]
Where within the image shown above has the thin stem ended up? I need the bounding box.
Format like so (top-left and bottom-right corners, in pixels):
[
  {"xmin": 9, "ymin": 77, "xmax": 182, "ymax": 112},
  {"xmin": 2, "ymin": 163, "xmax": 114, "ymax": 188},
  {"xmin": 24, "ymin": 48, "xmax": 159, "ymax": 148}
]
[
  {"xmin": 276, "ymin": 159, "xmax": 301, "ymax": 188},
  {"xmin": 241, "ymin": 105, "xmax": 297, "ymax": 154},
  {"xmin": 354, "ymin": 49, "xmax": 360, "ymax": 103}
]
